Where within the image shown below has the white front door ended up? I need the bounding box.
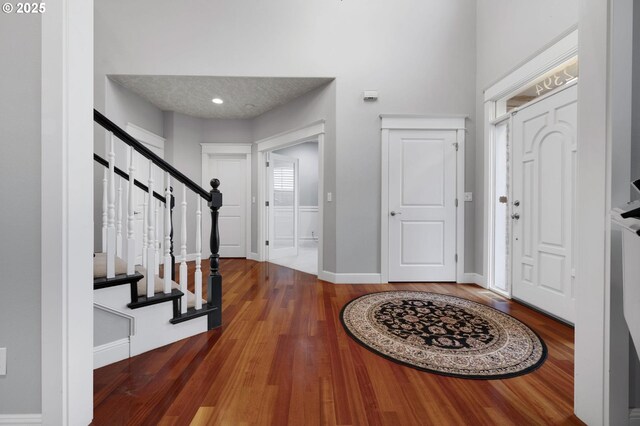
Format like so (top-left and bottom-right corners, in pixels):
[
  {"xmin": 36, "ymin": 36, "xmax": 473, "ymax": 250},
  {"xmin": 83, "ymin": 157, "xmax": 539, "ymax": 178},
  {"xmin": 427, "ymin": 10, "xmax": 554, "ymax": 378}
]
[
  {"xmin": 268, "ymin": 152, "xmax": 299, "ymax": 260},
  {"xmin": 388, "ymin": 129, "xmax": 457, "ymax": 282},
  {"xmin": 207, "ymin": 155, "xmax": 247, "ymax": 258},
  {"xmin": 512, "ymin": 84, "xmax": 577, "ymax": 323}
]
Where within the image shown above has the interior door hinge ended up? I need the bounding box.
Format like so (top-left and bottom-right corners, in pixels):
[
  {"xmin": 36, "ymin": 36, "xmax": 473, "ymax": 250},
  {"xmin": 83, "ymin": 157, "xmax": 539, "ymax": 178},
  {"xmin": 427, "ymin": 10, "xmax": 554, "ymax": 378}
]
[
  {"xmin": 453, "ymin": 142, "xmax": 459, "ymax": 151},
  {"xmin": 455, "ymin": 254, "xmax": 458, "ymax": 262},
  {"xmin": 265, "ymin": 240, "xmax": 269, "ymax": 246},
  {"xmin": 455, "ymin": 198, "xmax": 459, "ymax": 207},
  {"xmin": 265, "ymin": 201, "xmax": 269, "ymax": 207},
  {"xmin": 266, "ymin": 161, "xmax": 270, "ymax": 167}
]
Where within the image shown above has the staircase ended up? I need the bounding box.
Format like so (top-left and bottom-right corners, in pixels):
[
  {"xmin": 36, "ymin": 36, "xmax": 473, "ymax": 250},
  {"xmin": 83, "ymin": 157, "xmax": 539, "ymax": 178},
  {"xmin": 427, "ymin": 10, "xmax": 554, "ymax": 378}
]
[{"xmin": 92, "ymin": 109, "xmax": 222, "ymax": 368}]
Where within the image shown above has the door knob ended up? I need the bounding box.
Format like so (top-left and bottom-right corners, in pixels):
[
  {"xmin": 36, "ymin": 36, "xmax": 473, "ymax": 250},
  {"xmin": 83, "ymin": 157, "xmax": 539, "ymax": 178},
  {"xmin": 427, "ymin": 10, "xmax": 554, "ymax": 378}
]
[
  {"xmin": 511, "ymin": 213, "xmax": 520, "ymax": 220},
  {"xmin": 390, "ymin": 211, "xmax": 402, "ymax": 216}
]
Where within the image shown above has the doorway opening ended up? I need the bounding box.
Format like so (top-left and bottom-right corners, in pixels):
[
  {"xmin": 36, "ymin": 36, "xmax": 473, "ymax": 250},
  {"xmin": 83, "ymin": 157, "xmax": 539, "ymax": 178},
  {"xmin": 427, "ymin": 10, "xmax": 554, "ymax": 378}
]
[
  {"xmin": 266, "ymin": 141, "xmax": 319, "ymax": 275},
  {"xmin": 256, "ymin": 120, "xmax": 325, "ymax": 277}
]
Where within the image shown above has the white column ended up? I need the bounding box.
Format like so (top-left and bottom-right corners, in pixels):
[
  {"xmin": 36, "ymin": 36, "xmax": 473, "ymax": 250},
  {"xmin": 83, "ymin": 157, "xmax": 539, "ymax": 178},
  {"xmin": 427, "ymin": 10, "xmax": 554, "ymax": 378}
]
[
  {"xmin": 164, "ymin": 174, "xmax": 172, "ymax": 294},
  {"xmin": 180, "ymin": 184, "xmax": 188, "ymax": 313},
  {"xmin": 106, "ymin": 133, "xmax": 116, "ymax": 278},
  {"xmin": 146, "ymin": 159, "xmax": 156, "ymax": 297},
  {"xmin": 126, "ymin": 147, "xmax": 136, "ymax": 275},
  {"xmin": 195, "ymin": 197, "xmax": 203, "ymax": 310},
  {"xmin": 116, "ymin": 179, "xmax": 123, "ymax": 257}
]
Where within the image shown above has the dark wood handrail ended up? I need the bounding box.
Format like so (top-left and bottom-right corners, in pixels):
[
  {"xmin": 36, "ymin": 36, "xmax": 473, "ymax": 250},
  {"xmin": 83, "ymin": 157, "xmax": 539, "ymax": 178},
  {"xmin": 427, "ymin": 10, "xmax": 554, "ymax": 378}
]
[
  {"xmin": 94, "ymin": 109, "xmax": 211, "ymax": 202},
  {"xmin": 93, "ymin": 153, "xmax": 167, "ymax": 203}
]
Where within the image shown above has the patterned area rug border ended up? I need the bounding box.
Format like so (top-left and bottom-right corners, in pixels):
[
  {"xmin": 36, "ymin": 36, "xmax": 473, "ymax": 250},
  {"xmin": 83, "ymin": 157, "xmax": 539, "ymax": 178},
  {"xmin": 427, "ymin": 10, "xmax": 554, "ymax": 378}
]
[{"xmin": 340, "ymin": 290, "xmax": 548, "ymax": 380}]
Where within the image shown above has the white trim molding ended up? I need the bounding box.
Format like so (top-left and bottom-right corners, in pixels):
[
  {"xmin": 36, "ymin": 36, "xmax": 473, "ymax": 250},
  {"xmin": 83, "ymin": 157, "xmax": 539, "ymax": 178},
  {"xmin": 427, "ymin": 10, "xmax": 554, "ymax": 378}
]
[
  {"xmin": 93, "ymin": 338, "xmax": 130, "ymax": 370},
  {"xmin": 0, "ymin": 414, "xmax": 42, "ymax": 425},
  {"xmin": 483, "ymin": 27, "xmax": 578, "ymax": 102},
  {"xmin": 41, "ymin": 0, "xmax": 94, "ymax": 424},
  {"xmin": 125, "ymin": 122, "xmax": 166, "ymax": 150},
  {"xmin": 318, "ymin": 271, "xmax": 383, "ymax": 284},
  {"xmin": 201, "ymin": 143, "xmax": 252, "ymax": 259},
  {"xmin": 247, "ymin": 252, "xmax": 260, "ymax": 261},
  {"xmin": 256, "ymin": 121, "xmax": 325, "ymax": 278},
  {"xmin": 380, "ymin": 115, "xmax": 467, "ymax": 284},
  {"xmin": 462, "ymin": 273, "xmax": 487, "ymax": 288}
]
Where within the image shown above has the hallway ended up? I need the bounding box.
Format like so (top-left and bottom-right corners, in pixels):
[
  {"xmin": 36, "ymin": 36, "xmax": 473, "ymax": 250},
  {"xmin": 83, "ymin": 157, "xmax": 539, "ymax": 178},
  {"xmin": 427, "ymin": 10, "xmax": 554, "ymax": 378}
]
[{"xmin": 93, "ymin": 259, "xmax": 581, "ymax": 425}]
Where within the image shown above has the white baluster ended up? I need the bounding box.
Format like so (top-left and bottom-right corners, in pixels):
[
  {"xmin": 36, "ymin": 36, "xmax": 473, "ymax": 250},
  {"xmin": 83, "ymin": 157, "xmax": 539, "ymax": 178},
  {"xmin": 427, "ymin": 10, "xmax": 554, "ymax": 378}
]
[
  {"xmin": 146, "ymin": 160, "xmax": 156, "ymax": 298},
  {"xmin": 155, "ymin": 199, "xmax": 161, "ymax": 275},
  {"xmin": 180, "ymin": 184, "xmax": 188, "ymax": 313},
  {"xmin": 164, "ymin": 174, "xmax": 172, "ymax": 294},
  {"xmin": 101, "ymin": 168, "xmax": 108, "ymax": 252},
  {"xmin": 142, "ymin": 192, "xmax": 148, "ymax": 268},
  {"xmin": 116, "ymin": 179, "xmax": 123, "ymax": 257},
  {"xmin": 127, "ymin": 148, "xmax": 136, "ymax": 275},
  {"xmin": 106, "ymin": 133, "xmax": 116, "ymax": 278},
  {"xmin": 101, "ymin": 135, "xmax": 109, "ymax": 252},
  {"xmin": 195, "ymin": 197, "xmax": 202, "ymax": 310}
]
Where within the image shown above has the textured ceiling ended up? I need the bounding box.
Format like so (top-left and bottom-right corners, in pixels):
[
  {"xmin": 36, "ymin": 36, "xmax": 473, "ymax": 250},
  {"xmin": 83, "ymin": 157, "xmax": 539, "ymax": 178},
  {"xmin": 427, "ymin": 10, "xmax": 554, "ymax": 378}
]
[{"xmin": 108, "ymin": 75, "xmax": 333, "ymax": 119}]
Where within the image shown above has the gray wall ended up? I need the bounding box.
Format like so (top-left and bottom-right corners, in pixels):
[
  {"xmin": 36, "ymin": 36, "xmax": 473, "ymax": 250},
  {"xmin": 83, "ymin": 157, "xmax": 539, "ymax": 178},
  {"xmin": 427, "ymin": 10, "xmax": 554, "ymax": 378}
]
[
  {"xmin": 0, "ymin": 13, "xmax": 42, "ymax": 414},
  {"xmin": 94, "ymin": 309, "xmax": 130, "ymax": 347},
  {"xmin": 164, "ymin": 112, "xmax": 252, "ymax": 256},
  {"xmin": 475, "ymin": 0, "xmax": 579, "ymax": 275},
  {"xmin": 274, "ymin": 142, "xmax": 319, "ymax": 207},
  {"xmin": 251, "ymin": 83, "xmax": 336, "ymax": 261},
  {"xmin": 94, "ymin": 0, "xmax": 475, "ymax": 275}
]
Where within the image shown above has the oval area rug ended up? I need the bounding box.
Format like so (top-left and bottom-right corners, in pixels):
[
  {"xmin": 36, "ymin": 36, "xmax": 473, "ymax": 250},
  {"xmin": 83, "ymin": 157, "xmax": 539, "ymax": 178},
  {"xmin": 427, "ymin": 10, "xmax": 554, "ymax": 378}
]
[{"xmin": 340, "ymin": 291, "xmax": 547, "ymax": 379}]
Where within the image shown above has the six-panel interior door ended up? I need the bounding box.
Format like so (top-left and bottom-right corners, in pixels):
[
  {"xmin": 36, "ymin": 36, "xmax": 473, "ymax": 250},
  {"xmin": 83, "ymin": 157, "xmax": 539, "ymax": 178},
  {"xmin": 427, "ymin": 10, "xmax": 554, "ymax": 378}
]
[
  {"xmin": 511, "ymin": 84, "xmax": 577, "ymax": 323},
  {"xmin": 268, "ymin": 152, "xmax": 299, "ymax": 260},
  {"xmin": 388, "ymin": 129, "xmax": 457, "ymax": 282},
  {"xmin": 207, "ymin": 155, "xmax": 246, "ymax": 258}
]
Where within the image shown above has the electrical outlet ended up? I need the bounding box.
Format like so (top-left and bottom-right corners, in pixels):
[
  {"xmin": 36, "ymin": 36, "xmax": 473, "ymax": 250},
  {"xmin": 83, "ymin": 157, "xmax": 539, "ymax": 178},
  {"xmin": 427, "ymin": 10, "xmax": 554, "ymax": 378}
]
[
  {"xmin": 464, "ymin": 192, "xmax": 473, "ymax": 202},
  {"xmin": 0, "ymin": 348, "xmax": 6, "ymax": 376}
]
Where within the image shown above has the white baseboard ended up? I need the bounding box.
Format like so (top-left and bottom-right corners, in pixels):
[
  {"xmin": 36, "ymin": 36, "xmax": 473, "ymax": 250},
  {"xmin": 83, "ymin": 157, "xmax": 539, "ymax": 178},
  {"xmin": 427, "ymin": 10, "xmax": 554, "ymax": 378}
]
[
  {"xmin": 462, "ymin": 273, "xmax": 486, "ymax": 287},
  {"xmin": 630, "ymin": 408, "xmax": 640, "ymax": 426},
  {"xmin": 318, "ymin": 271, "xmax": 383, "ymax": 284},
  {"xmin": 247, "ymin": 252, "xmax": 259, "ymax": 261},
  {"xmin": 94, "ymin": 338, "xmax": 130, "ymax": 369},
  {"xmin": 0, "ymin": 414, "xmax": 42, "ymax": 425}
]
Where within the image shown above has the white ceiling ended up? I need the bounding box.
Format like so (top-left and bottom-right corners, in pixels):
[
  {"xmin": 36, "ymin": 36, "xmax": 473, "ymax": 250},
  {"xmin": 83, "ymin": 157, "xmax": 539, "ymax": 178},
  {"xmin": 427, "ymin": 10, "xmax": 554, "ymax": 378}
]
[{"xmin": 108, "ymin": 75, "xmax": 333, "ymax": 120}]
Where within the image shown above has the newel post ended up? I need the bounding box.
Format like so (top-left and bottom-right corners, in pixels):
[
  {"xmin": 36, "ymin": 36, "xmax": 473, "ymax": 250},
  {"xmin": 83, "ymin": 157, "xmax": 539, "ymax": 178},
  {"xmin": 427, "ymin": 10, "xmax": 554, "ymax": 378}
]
[{"xmin": 208, "ymin": 178, "xmax": 222, "ymax": 329}]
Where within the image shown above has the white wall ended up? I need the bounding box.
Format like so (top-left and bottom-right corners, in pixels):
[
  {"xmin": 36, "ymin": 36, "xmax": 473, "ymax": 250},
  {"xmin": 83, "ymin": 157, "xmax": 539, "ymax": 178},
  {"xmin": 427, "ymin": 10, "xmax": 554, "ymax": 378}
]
[
  {"xmin": 475, "ymin": 0, "xmax": 579, "ymax": 276},
  {"xmin": 0, "ymin": 12, "xmax": 42, "ymax": 416},
  {"xmin": 94, "ymin": 0, "xmax": 476, "ymax": 275}
]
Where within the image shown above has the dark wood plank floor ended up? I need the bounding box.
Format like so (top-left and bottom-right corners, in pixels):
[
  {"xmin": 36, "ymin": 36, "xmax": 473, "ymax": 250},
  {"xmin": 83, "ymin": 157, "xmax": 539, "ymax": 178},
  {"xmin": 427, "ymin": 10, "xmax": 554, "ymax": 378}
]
[{"xmin": 93, "ymin": 259, "xmax": 583, "ymax": 425}]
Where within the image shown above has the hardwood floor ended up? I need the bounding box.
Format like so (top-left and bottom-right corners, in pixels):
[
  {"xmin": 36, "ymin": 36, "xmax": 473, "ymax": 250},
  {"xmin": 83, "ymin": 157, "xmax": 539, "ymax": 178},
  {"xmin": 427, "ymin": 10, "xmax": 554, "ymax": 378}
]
[{"xmin": 93, "ymin": 259, "xmax": 583, "ymax": 425}]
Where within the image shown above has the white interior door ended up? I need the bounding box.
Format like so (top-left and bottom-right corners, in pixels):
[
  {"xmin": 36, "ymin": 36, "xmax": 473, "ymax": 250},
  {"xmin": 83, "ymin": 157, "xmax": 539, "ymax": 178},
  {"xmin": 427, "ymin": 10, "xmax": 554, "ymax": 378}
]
[
  {"xmin": 388, "ymin": 129, "xmax": 457, "ymax": 282},
  {"xmin": 512, "ymin": 84, "xmax": 577, "ymax": 323},
  {"xmin": 268, "ymin": 152, "xmax": 299, "ymax": 260},
  {"xmin": 207, "ymin": 155, "xmax": 247, "ymax": 258}
]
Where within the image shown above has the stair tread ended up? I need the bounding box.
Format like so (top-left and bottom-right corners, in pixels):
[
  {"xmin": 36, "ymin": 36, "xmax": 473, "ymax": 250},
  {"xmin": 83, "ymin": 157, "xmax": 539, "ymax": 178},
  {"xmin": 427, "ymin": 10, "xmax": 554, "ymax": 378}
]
[
  {"xmin": 169, "ymin": 303, "xmax": 219, "ymax": 325},
  {"xmin": 127, "ymin": 288, "xmax": 183, "ymax": 309},
  {"xmin": 94, "ymin": 272, "xmax": 144, "ymax": 290}
]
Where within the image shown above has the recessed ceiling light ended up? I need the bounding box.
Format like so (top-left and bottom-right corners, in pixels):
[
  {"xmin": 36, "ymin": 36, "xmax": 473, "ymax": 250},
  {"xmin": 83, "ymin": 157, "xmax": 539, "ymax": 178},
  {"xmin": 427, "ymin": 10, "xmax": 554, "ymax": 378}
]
[{"xmin": 212, "ymin": 98, "xmax": 224, "ymax": 104}]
